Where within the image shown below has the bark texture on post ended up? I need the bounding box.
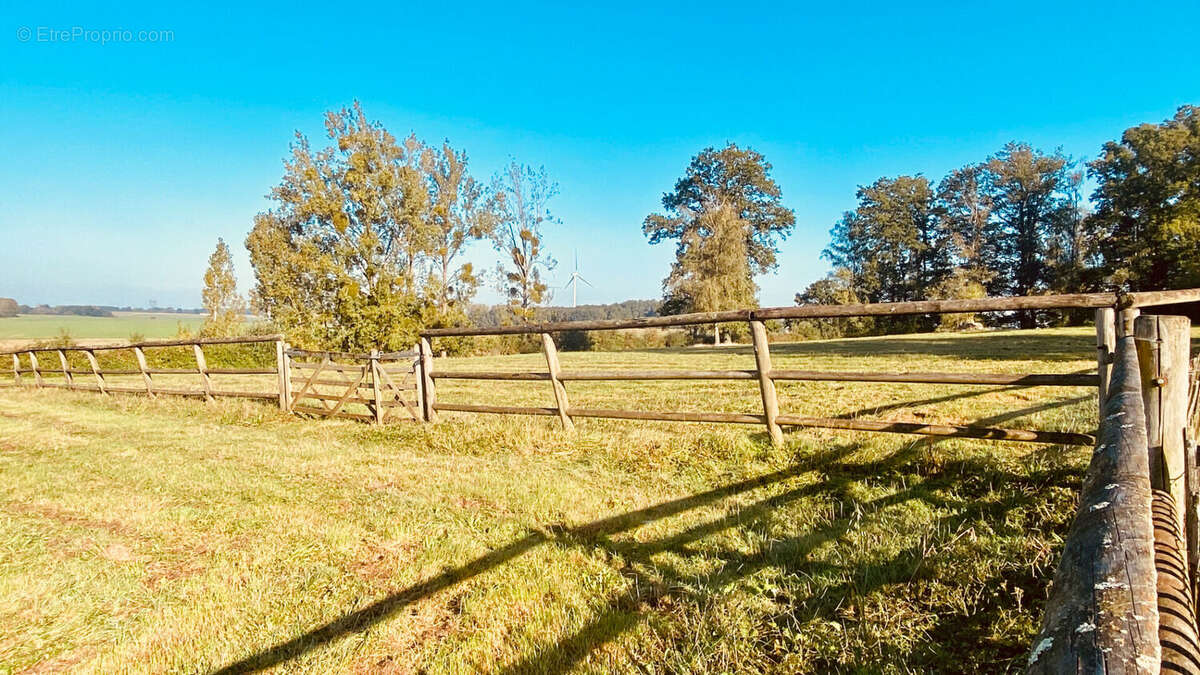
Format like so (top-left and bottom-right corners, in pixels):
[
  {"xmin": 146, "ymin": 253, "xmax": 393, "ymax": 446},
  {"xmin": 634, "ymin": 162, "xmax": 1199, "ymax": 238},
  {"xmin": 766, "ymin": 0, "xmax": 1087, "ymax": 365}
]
[
  {"xmin": 541, "ymin": 333, "xmax": 574, "ymax": 432},
  {"xmin": 193, "ymin": 344, "xmax": 214, "ymax": 402},
  {"xmin": 749, "ymin": 320, "xmax": 783, "ymax": 447},
  {"xmin": 84, "ymin": 350, "xmax": 106, "ymax": 395},
  {"xmin": 1028, "ymin": 334, "xmax": 1160, "ymax": 674},
  {"xmin": 29, "ymin": 351, "xmax": 41, "ymax": 388},
  {"xmin": 56, "ymin": 349, "xmax": 73, "ymax": 389},
  {"xmin": 12, "ymin": 353, "xmax": 21, "ymax": 386},
  {"xmin": 1135, "ymin": 314, "xmax": 1191, "ymax": 540},
  {"xmin": 275, "ymin": 340, "xmax": 288, "ymax": 411},
  {"xmin": 419, "ymin": 338, "xmax": 436, "ymax": 423},
  {"xmin": 133, "ymin": 346, "xmax": 154, "ymax": 397},
  {"xmin": 370, "ymin": 349, "xmax": 384, "ymax": 425},
  {"xmin": 1096, "ymin": 307, "xmax": 1116, "ymax": 409}
]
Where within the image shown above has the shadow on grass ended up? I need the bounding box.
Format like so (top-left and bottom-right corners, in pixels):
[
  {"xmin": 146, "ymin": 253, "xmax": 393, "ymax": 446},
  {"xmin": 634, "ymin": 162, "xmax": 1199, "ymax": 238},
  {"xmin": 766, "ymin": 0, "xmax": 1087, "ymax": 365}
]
[
  {"xmin": 655, "ymin": 329, "xmax": 1096, "ymax": 364},
  {"xmin": 212, "ymin": 436, "xmax": 1081, "ymax": 674}
]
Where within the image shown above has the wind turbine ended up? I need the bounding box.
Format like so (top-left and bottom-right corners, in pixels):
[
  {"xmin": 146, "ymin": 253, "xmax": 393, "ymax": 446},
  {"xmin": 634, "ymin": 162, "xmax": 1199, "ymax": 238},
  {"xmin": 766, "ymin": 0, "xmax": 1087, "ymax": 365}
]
[{"xmin": 562, "ymin": 251, "xmax": 593, "ymax": 308}]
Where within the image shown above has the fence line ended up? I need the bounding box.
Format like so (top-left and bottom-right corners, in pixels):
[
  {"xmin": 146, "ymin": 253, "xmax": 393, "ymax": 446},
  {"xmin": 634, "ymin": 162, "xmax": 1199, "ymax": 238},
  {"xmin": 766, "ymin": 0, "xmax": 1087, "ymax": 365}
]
[
  {"xmin": 4, "ymin": 335, "xmax": 287, "ymax": 406},
  {"xmin": 414, "ymin": 289, "xmax": 1164, "ymax": 447}
]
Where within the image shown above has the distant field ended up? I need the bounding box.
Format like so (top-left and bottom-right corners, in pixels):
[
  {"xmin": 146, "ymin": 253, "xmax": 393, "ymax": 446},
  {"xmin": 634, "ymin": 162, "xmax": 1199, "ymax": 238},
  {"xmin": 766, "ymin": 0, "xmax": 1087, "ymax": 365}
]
[
  {"xmin": 0, "ymin": 327, "xmax": 1111, "ymax": 672},
  {"xmin": 0, "ymin": 312, "xmax": 205, "ymax": 343}
]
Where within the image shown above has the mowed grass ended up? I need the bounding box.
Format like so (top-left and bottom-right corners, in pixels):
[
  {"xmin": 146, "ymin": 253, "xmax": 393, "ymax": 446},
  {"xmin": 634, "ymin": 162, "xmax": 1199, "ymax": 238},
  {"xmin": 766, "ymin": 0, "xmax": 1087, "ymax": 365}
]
[
  {"xmin": 0, "ymin": 313, "xmax": 205, "ymax": 342},
  {"xmin": 0, "ymin": 328, "xmax": 1104, "ymax": 673}
]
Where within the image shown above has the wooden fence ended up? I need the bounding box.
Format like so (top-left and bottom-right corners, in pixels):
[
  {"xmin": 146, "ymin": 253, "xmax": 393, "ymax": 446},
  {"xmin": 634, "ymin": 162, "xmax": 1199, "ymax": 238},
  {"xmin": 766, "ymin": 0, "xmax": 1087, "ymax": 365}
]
[
  {"xmin": 1, "ymin": 337, "xmax": 423, "ymax": 426},
  {"xmin": 1027, "ymin": 311, "xmax": 1200, "ymax": 672},
  {"xmin": 284, "ymin": 347, "xmax": 421, "ymax": 424},
  {"xmin": 4, "ymin": 335, "xmax": 287, "ymax": 405},
  {"xmin": 418, "ymin": 290, "xmax": 1200, "ymax": 447}
]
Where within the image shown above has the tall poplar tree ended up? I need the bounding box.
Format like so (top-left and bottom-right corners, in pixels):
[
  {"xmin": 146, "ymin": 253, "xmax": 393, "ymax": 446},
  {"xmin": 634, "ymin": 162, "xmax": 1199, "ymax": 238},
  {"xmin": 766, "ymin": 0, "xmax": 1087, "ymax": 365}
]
[
  {"xmin": 490, "ymin": 161, "xmax": 559, "ymax": 323},
  {"xmin": 201, "ymin": 238, "xmax": 245, "ymax": 337}
]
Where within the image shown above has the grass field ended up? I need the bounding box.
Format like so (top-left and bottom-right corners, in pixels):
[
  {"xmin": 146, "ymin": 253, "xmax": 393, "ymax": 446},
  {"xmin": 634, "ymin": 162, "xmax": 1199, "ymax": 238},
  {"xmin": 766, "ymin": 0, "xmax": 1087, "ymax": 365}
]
[
  {"xmin": 0, "ymin": 328, "xmax": 1106, "ymax": 673},
  {"xmin": 0, "ymin": 312, "xmax": 205, "ymax": 343}
]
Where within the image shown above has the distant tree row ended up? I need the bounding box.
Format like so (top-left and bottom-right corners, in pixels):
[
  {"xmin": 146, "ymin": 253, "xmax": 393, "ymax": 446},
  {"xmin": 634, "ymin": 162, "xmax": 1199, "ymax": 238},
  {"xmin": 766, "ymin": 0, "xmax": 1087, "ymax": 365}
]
[
  {"xmin": 243, "ymin": 103, "xmax": 561, "ymax": 352},
  {"xmin": 465, "ymin": 299, "xmax": 658, "ymax": 328},
  {"xmin": 800, "ymin": 105, "xmax": 1200, "ymax": 334}
]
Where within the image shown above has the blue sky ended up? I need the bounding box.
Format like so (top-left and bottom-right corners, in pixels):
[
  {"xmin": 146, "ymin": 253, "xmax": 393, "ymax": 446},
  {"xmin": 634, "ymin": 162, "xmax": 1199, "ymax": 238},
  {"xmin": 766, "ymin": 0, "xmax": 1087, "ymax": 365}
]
[{"xmin": 1, "ymin": 1, "xmax": 1198, "ymax": 309}]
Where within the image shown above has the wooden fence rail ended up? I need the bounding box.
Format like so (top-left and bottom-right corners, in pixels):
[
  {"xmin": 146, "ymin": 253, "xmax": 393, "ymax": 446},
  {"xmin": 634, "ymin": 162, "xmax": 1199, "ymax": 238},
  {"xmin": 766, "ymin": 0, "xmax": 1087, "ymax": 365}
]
[
  {"xmin": 415, "ymin": 288, "xmax": 1162, "ymax": 447},
  {"xmin": 284, "ymin": 347, "xmax": 421, "ymax": 424},
  {"xmin": 3, "ymin": 335, "xmax": 287, "ymax": 407}
]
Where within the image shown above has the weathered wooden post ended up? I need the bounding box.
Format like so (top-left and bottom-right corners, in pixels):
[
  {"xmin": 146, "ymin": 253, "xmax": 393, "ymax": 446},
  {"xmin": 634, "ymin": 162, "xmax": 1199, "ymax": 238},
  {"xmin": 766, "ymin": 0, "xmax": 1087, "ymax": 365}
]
[
  {"xmin": 541, "ymin": 333, "xmax": 574, "ymax": 432},
  {"xmin": 1096, "ymin": 307, "xmax": 1116, "ymax": 410},
  {"xmin": 29, "ymin": 351, "xmax": 42, "ymax": 388},
  {"xmin": 12, "ymin": 353, "xmax": 21, "ymax": 386},
  {"xmin": 274, "ymin": 340, "xmax": 289, "ymax": 411},
  {"xmin": 749, "ymin": 320, "xmax": 783, "ymax": 447},
  {"xmin": 370, "ymin": 349, "xmax": 384, "ymax": 425},
  {"xmin": 133, "ymin": 346, "xmax": 155, "ymax": 398},
  {"xmin": 1027, "ymin": 333, "xmax": 1161, "ymax": 672},
  {"xmin": 56, "ymin": 349, "xmax": 73, "ymax": 390},
  {"xmin": 1135, "ymin": 314, "xmax": 1191, "ymax": 545},
  {"xmin": 84, "ymin": 350, "xmax": 107, "ymax": 395},
  {"xmin": 418, "ymin": 337, "xmax": 437, "ymax": 423},
  {"xmin": 193, "ymin": 343, "xmax": 214, "ymax": 402}
]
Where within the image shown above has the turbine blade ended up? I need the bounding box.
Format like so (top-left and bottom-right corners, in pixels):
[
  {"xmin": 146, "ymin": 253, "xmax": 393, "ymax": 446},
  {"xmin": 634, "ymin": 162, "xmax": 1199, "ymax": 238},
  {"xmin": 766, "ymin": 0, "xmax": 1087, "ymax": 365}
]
[{"xmin": 579, "ymin": 276, "xmax": 594, "ymax": 287}]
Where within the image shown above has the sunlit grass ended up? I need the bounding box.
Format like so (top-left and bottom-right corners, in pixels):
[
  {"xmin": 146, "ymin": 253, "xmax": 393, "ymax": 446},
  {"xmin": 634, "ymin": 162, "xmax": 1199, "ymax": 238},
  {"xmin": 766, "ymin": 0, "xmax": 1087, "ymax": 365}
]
[{"xmin": 0, "ymin": 328, "xmax": 1102, "ymax": 673}]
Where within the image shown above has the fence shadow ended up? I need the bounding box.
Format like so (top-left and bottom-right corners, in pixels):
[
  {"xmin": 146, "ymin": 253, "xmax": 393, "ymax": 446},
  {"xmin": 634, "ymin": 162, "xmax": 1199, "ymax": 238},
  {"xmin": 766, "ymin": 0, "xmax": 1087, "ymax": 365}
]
[
  {"xmin": 673, "ymin": 330, "xmax": 1095, "ymax": 364},
  {"xmin": 210, "ymin": 436, "xmax": 1079, "ymax": 673}
]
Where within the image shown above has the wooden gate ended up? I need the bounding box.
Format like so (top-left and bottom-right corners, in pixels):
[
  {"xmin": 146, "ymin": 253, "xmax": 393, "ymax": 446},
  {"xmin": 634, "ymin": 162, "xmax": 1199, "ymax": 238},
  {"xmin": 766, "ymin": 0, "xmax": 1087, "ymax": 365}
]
[{"xmin": 284, "ymin": 348, "xmax": 420, "ymax": 424}]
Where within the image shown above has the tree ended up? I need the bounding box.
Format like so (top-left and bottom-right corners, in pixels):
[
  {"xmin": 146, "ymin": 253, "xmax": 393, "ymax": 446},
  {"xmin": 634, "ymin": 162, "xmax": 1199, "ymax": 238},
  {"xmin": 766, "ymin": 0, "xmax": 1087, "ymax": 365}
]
[
  {"xmin": 662, "ymin": 204, "xmax": 757, "ymax": 343},
  {"xmin": 0, "ymin": 297, "xmax": 17, "ymax": 318},
  {"xmin": 1089, "ymin": 105, "xmax": 1200, "ymax": 291},
  {"xmin": 421, "ymin": 141, "xmax": 491, "ymax": 319},
  {"xmin": 793, "ymin": 268, "xmax": 873, "ymax": 338},
  {"xmin": 246, "ymin": 103, "xmax": 430, "ymax": 351},
  {"xmin": 645, "ymin": 143, "xmax": 794, "ymax": 279},
  {"xmin": 936, "ymin": 164, "xmax": 997, "ymax": 287},
  {"xmin": 200, "ymin": 238, "xmax": 246, "ymax": 336},
  {"xmin": 490, "ymin": 161, "xmax": 558, "ymax": 323},
  {"xmin": 981, "ymin": 144, "xmax": 1071, "ymax": 311},
  {"xmin": 824, "ymin": 175, "xmax": 950, "ymax": 322}
]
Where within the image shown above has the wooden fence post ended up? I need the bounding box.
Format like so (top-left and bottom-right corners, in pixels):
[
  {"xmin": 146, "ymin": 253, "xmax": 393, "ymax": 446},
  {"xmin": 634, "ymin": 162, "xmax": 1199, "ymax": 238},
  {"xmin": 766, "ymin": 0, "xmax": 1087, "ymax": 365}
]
[
  {"xmin": 133, "ymin": 346, "xmax": 155, "ymax": 398},
  {"xmin": 1096, "ymin": 307, "xmax": 1116, "ymax": 411},
  {"xmin": 750, "ymin": 320, "xmax": 783, "ymax": 447},
  {"xmin": 275, "ymin": 340, "xmax": 289, "ymax": 411},
  {"xmin": 541, "ymin": 333, "xmax": 574, "ymax": 432},
  {"xmin": 57, "ymin": 349, "xmax": 73, "ymax": 390},
  {"xmin": 193, "ymin": 343, "xmax": 214, "ymax": 402},
  {"xmin": 84, "ymin": 350, "xmax": 107, "ymax": 395},
  {"xmin": 419, "ymin": 338, "xmax": 437, "ymax": 423},
  {"xmin": 29, "ymin": 352, "xmax": 42, "ymax": 388},
  {"xmin": 1135, "ymin": 314, "xmax": 1191, "ymax": 542},
  {"xmin": 12, "ymin": 353, "xmax": 21, "ymax": 386},
  {"xmin": 370, "ymin": 349, "xmax": 384, "ymax": 425}
]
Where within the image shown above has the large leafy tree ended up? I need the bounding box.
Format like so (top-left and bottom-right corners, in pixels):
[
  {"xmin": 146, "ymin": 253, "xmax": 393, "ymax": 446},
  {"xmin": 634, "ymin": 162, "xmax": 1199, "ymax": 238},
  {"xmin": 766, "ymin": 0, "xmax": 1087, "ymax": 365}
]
[
  {"xmin": 982, "ymin": 143, "xmax": 1072, "ymax": 308},
  {"xmin": 824, "ymin": 175, "xmax": 950, "ymax": 305},
  {"xmin": 662, "ymin": 203, "xmax": 757, "ymax": 343},
  {"xmin": 490, "ymin": 161, "xmax": 559, "ymax": 323},
  {"xmin": 200, "ymin": 238, "xmax": 246, "ymax": 337},
  {"xmin": 1089, "ymin": 105, "xmax": 1200, "ymax": 290},
  {"xmin": 246, "ymin": 103, "xmax": 430, "ymax": 351},
  {"xmin": 937, "ymin": 164, "xmax": 997, "ymax": 286},
  {"xmin": 645, "ymin": 143, "xmax": 794, "ymax": 315}
]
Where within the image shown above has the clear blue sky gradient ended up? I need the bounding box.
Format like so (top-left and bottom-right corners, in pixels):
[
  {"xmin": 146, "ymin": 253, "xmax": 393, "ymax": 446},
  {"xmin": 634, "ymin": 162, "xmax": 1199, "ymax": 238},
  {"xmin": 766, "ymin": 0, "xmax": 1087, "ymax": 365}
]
[{"xmin": 2, "ymin": 2, "xmax": 1198, "ymax": 308}]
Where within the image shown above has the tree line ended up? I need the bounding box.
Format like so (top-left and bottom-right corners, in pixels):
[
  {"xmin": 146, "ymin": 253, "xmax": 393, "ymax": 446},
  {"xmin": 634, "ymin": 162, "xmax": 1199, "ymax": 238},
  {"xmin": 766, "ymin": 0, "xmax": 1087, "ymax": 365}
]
[
  {"xmin": 204, "ymin": 103, "xmax": 1199, "ymax": 350},
  {"xmin": 800, "ymin": 105, "xmax": 1200, "ymax": 335}
]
